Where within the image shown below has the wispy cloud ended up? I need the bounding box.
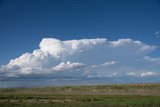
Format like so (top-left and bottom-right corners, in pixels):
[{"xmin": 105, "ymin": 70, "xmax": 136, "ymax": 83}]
[
  {"xmin": 154, "ymin": 31, "xmax": 160, "ymax": 38},
  {"xmin": 92, "ymin": 61, "xmax": 117, "ymax": 68}
]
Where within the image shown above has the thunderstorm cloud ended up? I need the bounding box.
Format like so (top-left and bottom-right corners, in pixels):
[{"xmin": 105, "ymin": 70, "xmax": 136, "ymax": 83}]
[{"xmin": 0, "ymin": 38, "xmax": 159, "ymax": 78}]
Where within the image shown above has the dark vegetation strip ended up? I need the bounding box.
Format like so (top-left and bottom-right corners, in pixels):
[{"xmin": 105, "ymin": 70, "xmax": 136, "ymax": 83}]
[{"xmin": 1, "ymin": 83, "xmax": 160, "ymax": 94}]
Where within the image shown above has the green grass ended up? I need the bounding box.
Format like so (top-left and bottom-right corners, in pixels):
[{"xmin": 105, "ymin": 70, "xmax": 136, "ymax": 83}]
[
  {"xmin": 0, "ymin": 94, "xmax": 160, "ymax": 107},
  {"xmin": 0, "ymin": 83, "xmax": 160, "ymax": 107}
]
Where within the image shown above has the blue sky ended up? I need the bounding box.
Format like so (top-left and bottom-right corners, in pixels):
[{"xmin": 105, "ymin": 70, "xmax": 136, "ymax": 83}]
[
  {"xmin": 0, "ymin": 0, "xmax": 160, "ymax": 87},
  {"xmin": 0, "ymin": 0, "xmax": 160, "ymax": 65}
]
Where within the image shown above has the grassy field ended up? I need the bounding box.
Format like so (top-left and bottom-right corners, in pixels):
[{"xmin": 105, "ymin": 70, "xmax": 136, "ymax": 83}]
[{"xmin": 0, "ymin": 83, "xmax": 160, "ymax": 107}]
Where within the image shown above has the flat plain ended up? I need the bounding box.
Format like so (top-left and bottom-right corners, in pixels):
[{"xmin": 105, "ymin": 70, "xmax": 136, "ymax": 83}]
[{"xmin": 0, "ymin": 83, "xmax": 160, "ymax": 107}]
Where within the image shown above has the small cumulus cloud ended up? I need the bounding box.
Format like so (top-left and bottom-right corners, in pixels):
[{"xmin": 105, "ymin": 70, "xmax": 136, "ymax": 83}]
[
  {"xmin": 125, "ymin": 71, "xmax": 159, "ymax": 78},
  {"xmin": 141, "ymin": 72, "xmax": 158, "ymax": 77},
  {"xmin": 52, "ymin": 61, "xmax": 86, "ymax": 72},
  {"xmin": 126, "ymin": 72, "xmax": 137, "ymax": 77}
]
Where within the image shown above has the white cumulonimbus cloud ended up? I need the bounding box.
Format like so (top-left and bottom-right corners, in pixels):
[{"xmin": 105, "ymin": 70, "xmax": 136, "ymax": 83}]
[{"xmin": 0, "ymin": 37, "xmax": 159, "ymax": 78}]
